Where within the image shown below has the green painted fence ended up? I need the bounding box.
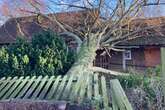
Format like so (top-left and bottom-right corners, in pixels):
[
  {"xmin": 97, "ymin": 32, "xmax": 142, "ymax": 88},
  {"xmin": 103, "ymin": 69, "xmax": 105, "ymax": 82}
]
[
  {"xmin": 161, "ymin": 47, "xmax": 165, "ymax": 101},
  {"xmin": 0, "ymin": 73, "xmax": 132, "ymax": 110}
]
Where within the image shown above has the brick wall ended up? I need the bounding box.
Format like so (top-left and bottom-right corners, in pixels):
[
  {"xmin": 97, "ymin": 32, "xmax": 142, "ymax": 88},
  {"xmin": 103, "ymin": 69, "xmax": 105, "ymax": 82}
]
[
  {"xmin": 144, "ymin": 47, "xmax": 161, "ymax": 67},
  {"xmin": 0, "ymin": 100, "xmax": 91, "ymax": 110}
]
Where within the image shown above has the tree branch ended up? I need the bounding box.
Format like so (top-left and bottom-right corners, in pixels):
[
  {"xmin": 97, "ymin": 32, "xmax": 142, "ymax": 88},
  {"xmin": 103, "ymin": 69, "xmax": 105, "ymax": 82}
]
[
  {"xmin": 143, "ymin": 2, "xmax": 165, "ymax": 6},
  {"xmin": 90, "ymin": 66, "xmax": 129, "ymax": 76},
  {"xmin": 59, "ymin": 32, "xmax": 82, "ymax": 53},
  {"xmin": 48, "ymin": 0, "xmax": 90, "ymax": 10},
  {"xmin": 102, "ymin": 23, "xmax": 165, "ymax": 45},
  {"xmin": 101, "ymin": 0, "xmax": 142, "ymax": 43}
]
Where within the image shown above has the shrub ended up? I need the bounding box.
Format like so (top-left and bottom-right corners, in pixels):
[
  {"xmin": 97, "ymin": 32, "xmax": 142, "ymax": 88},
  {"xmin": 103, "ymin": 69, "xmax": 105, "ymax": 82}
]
[
  {"xmin": 118, "ymin": 74, "xmax": 144, "ymax": 88},
  {"xmin": 146, "ymin": 65, "xmax": 161, "ymax": 76},
  {"xmin": 0, "ymin": 30, "xmax": 75, "ymax": 77},
  {"xmin": 7, "ymin": 38, "xmax": 31, "ymax": 76},
  {"xmin": 31, "ymin": 30, "xmax": 74, "ymax": 76},
  {"xmin": 0, "ymin": 47, "xmax": 10, "ymax": 77},
  {"xmin": 118, "ymin": 74, "xmax": 160, "ymax": 101}
]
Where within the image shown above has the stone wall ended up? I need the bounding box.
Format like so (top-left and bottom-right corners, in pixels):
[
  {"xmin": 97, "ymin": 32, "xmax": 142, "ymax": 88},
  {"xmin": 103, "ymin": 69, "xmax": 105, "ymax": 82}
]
[{"xmin": 0, "ymin": 100, "xmax": 91, "ymax": 110}]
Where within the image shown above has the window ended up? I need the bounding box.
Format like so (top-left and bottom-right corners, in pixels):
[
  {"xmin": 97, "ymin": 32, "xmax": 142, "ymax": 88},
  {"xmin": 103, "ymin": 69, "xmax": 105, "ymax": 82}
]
[{"xmin": 123, "ymin": 50, "xmax": 131, "ymax": 60}]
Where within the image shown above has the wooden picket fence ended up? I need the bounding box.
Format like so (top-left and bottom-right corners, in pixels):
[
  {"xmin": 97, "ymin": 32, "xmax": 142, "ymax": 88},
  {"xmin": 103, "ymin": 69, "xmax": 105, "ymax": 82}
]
[{"xmin": 0, "ymin": 73, "xmax": 132, "ymax": 110}]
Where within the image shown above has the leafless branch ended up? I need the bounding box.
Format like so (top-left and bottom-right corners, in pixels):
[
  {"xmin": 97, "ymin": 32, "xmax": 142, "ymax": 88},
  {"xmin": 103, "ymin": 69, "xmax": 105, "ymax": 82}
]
[
  {"xmin": 103, "ymin": 23, "xmax": 165, "ymax": 46},
  {"xmin": 49, "ymin": 0, "xmax": 90, "ymax": 10},
  {"xmin": 90, "ymin": 66, "xmax": 129, "ymax": 76}
]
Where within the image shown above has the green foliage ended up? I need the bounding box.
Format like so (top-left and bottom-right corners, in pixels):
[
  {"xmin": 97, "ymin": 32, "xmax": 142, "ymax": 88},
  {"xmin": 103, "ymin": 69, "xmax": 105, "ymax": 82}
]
[
  {"xmin": 0, "ymin": 47, "xmax": 10, "ymax": 76},
  {"xmin": 146, "ymin": 65, "xmax": 161, "ymax": 76},
  {"xmin": 31, "ymin": 31, "xmax": 74, "ymax": 76},
  {"xmin": 118, "ymin": 74, "xmax": 144, "ymax": 88},
  {"xmin": 0, "ymin": 30, "xmax": 75, "ymax": 77},
  {"xmin": 155, "ymin": 65, "xmax": 161, "ymax": 76},
  {"xmin": 118, "ymin": 75, "xmax": 160, "ymax": 101}
]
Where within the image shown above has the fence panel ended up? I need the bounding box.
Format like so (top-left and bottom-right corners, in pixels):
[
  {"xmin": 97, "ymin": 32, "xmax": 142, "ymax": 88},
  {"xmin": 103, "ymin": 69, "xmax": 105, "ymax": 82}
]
[{"xmin": 0, "ymin": 73, "xmax": 132, "ymax": 110}]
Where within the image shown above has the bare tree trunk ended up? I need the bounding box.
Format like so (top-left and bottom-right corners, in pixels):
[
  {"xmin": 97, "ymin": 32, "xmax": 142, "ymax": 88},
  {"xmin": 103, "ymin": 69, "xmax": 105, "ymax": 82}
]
[{"xmin": 67, "ymin": 37, "xmax": 98, "ymax": 75}]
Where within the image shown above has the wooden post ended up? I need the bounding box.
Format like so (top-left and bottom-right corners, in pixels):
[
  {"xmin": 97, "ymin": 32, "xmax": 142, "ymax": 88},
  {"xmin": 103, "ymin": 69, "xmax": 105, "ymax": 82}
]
[
  {"xmin": 160, "ymin": 47, "xmax": 165, "ymax": 101},
  {"xmin": 110, "ymin": 79, "xmax": 133, "ymax": 110},
  {"xmin": 122, "ymin": 51, "xmax": 126, "ymax": 71}
]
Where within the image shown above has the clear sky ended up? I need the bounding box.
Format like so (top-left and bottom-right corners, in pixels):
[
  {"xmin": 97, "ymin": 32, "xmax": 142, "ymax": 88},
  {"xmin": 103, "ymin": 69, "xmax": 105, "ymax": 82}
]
[{"xmin": 0, "ymin": 0, "xmax": 2, "ymax": 4}]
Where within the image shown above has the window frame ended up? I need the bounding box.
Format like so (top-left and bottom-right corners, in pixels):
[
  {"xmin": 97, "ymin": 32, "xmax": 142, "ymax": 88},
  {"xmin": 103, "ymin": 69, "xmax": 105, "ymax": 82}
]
[{"xmin": 123, "ymin": 50, "xmax": 132, "ymax": 60}]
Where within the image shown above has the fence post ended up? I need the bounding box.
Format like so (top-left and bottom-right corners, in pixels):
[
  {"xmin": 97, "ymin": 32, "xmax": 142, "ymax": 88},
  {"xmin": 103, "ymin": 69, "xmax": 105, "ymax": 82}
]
[{"xmin": 160, "ymin": 47, "xmax": 165, "ymax": 101}]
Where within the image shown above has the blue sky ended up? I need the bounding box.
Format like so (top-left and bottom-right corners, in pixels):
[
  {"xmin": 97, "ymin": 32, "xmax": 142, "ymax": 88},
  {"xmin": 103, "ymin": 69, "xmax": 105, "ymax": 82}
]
[
  {"xmin": 0, "ymin": 0, "xmax": 164, "ymax": 14},
  {"xmin": 0, "ymin": 0, "xmax": 165, "ymax": 25}
]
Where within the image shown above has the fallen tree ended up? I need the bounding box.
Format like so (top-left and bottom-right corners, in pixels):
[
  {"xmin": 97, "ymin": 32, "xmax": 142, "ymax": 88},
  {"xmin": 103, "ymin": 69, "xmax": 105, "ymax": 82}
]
[{"xmin": 1, "ymin": 0, "xmax": 164, "ymax": 76}]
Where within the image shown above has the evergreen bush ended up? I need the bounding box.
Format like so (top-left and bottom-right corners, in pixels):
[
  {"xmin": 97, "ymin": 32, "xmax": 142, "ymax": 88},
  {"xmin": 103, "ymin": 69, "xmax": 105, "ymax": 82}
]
[{"xmin": 0, "ymin": 30, "xmax": 74, "ymax": 77}]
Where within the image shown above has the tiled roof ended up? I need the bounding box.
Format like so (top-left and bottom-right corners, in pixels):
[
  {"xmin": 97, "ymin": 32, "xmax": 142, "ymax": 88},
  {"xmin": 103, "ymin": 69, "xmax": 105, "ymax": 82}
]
[
  {"xmin": 0, "ymin": 10, "xmax": 94, "ymax": 44},
  {"xmin": 118, "ymin": 35, "xmax": 165, "ymax": 46},
  {"xmin": 117, "ymin": 17, "xmax": 165, "ymax": 46},
  {"xmin": 0, "ymin": 11, "xmax": 165, "ymax": 46}
]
